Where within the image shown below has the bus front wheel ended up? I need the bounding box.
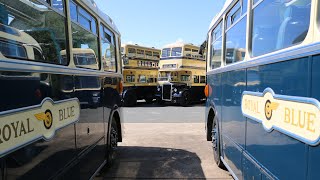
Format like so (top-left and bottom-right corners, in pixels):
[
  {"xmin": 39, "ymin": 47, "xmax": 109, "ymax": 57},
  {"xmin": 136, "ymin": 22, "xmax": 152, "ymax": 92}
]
[
  {"xmin": 123, "ymin": 91, "xmax": 137, "ymax": 107},
  {"xmin": 180, "ymin": 91, "xmax": 191, "ymax": 106},
  {"xmin": 212, "ymin": 115, "xmax": 225, "ymax": 169},
  {"xmin": 145, "ymin": 94, "xmax": 154, "ymax": 104}
]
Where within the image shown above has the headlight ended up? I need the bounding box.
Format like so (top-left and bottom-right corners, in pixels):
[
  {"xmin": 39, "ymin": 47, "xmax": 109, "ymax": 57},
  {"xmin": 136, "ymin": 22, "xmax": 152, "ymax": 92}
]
[{"xmin": 173, "ymin": 88, "xmax": 177, "ymax": 92}]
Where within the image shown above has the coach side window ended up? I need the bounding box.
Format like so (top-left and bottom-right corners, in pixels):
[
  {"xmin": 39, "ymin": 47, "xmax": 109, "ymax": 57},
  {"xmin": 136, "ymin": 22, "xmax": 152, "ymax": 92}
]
[
  {"xmin": 251, "ymin": 0, "xmax": 311, "ymax": 57},
  {"xmin": 225, "ymin": 0, "xmax": 247, "ymax": 65},
  {"xmin": 0, "ymin": 0, "xmax": 68, "ymax": 65},
  {"xmin": 210, "ymin": 21, "xmax": 222, "ymax": 69},
  {"xmin": 100, "ymin": 24, "xmax": 117, "ymax": 72},
  {"xmin": 161, "ymin": 48, "xmax": 171, "ymax": 58},
  {"xmin": 70, "ymin": 2, "xmax": 99, "ymax": 69}
]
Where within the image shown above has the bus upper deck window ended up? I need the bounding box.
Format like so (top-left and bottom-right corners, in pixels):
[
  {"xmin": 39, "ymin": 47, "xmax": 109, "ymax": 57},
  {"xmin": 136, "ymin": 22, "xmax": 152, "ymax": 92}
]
[
  {"xmin": 153, "ymin": 51, "xmax": 160, "ymax": 59},
  {"xmin": 161, "ymin": 48, "xmax": 171, "ymax": 58},
  {"xmin": 172, "ymin": 47, "xmax": 182, "ymax": 56}
]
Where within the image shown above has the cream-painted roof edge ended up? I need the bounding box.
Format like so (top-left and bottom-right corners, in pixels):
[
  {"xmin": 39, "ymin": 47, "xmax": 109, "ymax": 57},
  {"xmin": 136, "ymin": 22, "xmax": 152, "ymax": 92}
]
[
  {"xmin": 122, "ymin": 44, "xmax": 161, "ymax": 51},
  {"xmin": 208, "ymin": 0, "xmax": 233, "ymax": 31},
  {"xmin": 81, "ymin": 0, "xmax": 120, "ymax": 35},
  {"xmin": 162, "ymin": 42, "xmax": 199, "ymax": 49}
]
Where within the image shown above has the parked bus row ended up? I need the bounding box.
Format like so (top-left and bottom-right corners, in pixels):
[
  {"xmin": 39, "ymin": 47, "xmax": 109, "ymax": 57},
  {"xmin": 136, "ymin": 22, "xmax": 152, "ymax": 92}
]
[
  {"xmin": 121, "ymin": 42, "xmax": 206, "ymax": 106},
  {"xmin": 0, "ymin": 0, "xmax": 123, "ymax": 179},
  {"xmin": 203, "ymin": 0, "xmax": 317, "ymax": 179}
]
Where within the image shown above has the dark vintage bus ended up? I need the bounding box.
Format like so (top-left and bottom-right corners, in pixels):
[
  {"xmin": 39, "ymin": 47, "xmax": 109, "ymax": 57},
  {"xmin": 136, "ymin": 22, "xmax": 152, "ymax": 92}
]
[
  {"xmin": 203, "ymin": 0, "xmax": 317, "ymax": 179},
  {"xmin": 121, "ymin": 44, "xmax": 160, "ymax": 106},
  {"xmin": 0, "ymin": 0, "xmax": 123, "ymax": 179},
  {"xmin": 156, "ymin": 42, "xmax": 206, "ymax": 106}
]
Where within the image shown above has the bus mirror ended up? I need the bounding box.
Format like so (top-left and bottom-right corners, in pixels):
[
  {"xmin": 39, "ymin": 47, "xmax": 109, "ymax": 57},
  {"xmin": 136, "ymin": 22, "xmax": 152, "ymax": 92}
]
[
  {"xmin": 122, "ymin": 55, "xmax": 128, "ymax": 65},
  {"xmin": 199, "ymin": 40, "xmax": 207, "ymax": 55}
]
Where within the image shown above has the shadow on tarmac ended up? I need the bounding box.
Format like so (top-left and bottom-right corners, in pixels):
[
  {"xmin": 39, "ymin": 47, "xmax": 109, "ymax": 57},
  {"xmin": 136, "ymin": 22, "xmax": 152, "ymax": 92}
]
[{"xmin": 101, "ymin": 146, "xmax": 206, "ymax": 179}]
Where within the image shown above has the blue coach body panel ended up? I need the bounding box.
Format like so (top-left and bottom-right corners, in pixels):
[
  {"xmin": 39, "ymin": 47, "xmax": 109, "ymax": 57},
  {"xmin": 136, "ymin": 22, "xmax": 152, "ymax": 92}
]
[
  {"xmin": 221, "ymin": 69, "xmax": 246, "ymax": 179},
  {"xmin": 245, "ymin": 58, "xmax": 309, "ymax": 180},
  {"xmin": 206, "ymin": 56, "xmax": 312, "ymax": 179},
  {"xmin": 308, "ymin": 55, "xmax": 320, "ymax": 180}
]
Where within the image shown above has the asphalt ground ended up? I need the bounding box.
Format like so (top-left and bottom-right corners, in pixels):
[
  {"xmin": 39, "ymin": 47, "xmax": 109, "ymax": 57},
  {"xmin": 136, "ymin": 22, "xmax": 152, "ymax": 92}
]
[{"xmin": 99, "ymin": 101, "xmax": 231, "ymax": 179}]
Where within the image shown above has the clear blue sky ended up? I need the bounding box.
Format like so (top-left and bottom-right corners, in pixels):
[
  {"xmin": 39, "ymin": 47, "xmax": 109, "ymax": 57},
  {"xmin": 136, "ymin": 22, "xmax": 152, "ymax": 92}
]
[{"xmin": 95, "ymin": 0, "xmax": 225, "ymax": 49}]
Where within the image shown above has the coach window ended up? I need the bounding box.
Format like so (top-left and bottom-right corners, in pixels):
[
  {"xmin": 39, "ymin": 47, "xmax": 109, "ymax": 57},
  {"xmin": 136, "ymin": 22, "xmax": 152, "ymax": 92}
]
[
  {"xmin": 153, "ymin": 51, "xmax": 160, "ymax": 59},
  {"xmin": 139, "ymin": 75, "xmax": 146, "ymax": 83},
  {"xmin": 200, "ymin": 76, "xmax": 206, "ymax": 83},
  {"xmin": 161, "ymin": 48, "xmax": 171, "ymax": 58},
  {"xmin": 69, "ymin": 1, "xmax": 99, "ymax": 69},
  {"xmin": 40, "ymin": 0, "xmax": 50, "ymax": 4},
  {"xmin": 251, "ymin": 0, "xmax": 311, "ymax": 57},
  {"xmin": 52, "ymin": 0, "xmax": 64, "ymax": 13},
  {"xmin": 0, "ymin": 0, "xmax": 68, "ymax": 65},
  {"xmin": 137, "ymin": 49, "xmax": 145, "ymax": 58},
  {"xmin": 225, "ymin": 1, "xmax": 246, "ymax": 65},
  {"xmin": 242, "ymin": 0, "xmax": 248, "ymax": 14},
  {"xmin": 126, "ymin": 75, "xmax": 135, "ymax": 82},
  {"xmin": 181, "ymin": 75, "xmax": 190, "ymax": 81},
  {"xmin": 211, "ymin": 21, "xmax": 222, "ymax": 69},
  {"xmin": 100, "ymin": 24, "xmax": 117, "ymax": 72},
  {"xmin": 194, "ymin": 75, "xmax": 199, "ymax": 83},
  {"xmin": 78, "ymin": 7, "xmax": 97, "ymax": 34},
  {"xmin": 70, "ymin": 1, "xmax": 78, "ymax": 21},
  {"xmin": 172, "ymin": 47, "xmax": 182, "ymax": 56},
  {"xmin": 128, "ymin": 48, "xmax": 136, "ymax": 58},
  {"xmin": 146, "ymin": 50, "xmax": 152, "ymax": 59}
]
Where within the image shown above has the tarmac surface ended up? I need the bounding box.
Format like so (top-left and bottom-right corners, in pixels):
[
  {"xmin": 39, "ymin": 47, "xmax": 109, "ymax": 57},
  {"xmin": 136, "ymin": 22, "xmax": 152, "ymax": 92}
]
[{"xmin": 99, "ymin": 101, "xmax": 231, "ymax": 179}]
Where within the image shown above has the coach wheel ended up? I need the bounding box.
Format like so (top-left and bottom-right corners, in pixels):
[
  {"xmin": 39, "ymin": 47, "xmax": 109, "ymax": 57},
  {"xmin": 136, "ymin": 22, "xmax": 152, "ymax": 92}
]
[
  {"xmin": 212, "ymin": 116, "xmax": 225, "ymax": 169},
  {"xmin": 145, "ymin": 94, "xmax": 154, "ymax": 104},
  {"xmin": 123, "ymin": 92, "xmax": 137, "ymax": 107},
  {"xmin": 106, "ymin": 117, "xmax": 118, "ymax": 166},
  {"xmin": 180, "ymin": 91, "xmax": 191, "ymax": 107},
  {"xmin": 156, "ymin": 97, "xmax": 164, "ymax": 105}
]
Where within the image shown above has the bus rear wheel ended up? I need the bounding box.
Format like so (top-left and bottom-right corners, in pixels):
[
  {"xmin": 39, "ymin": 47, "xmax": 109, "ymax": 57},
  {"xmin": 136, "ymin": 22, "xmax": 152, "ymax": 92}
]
[
  {"xmin": 180, "ymin": 91, "xmax": 191, "ymax": 106},
  {"xmin": 145, "ymin": 94, "xmax": 154, "ymax": 104},
  {"xmin": 212, "ymin": 116, "xmax": 225, "ymax": 169},
  {"xmin": 123, "ymin": 92, "xmax": 137, "ymax": 107},
  {"xmin": 106, "ymin": 117, "xmax": 118, "ymax": 166}
]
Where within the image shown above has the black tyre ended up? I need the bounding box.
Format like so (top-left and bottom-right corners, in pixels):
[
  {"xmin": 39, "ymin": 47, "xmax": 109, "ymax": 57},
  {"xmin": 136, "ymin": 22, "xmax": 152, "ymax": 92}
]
[
  {"xmin": 212, "ymin": 116, "xmax": 225, "ymax": 169},
  {"xmin": 106, "ymin": 117, "xmax": 118, "ymax": 166},
  {"xmin": 156, "ymin": 97, "xmax": 164, "ymax": 105},
  {"xmin": 145, "ymin": 94, "xmax": 154, "ymax": 104},
  {"xmin": 180, "ymin": 91, "xmax": 191, "ymax": 107},
  {"xmin": 123, "ymin": 92, "xmax": 137, "ymax": 107}
]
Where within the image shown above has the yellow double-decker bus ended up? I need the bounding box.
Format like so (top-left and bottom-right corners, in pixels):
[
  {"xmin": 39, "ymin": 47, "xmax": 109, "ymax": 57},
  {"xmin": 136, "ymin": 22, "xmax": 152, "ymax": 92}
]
[
  {"xmin": 121, "ymin": 44, "xmax": 160, "ymax": 106},
  {"xmin": 156, "ymin": 42, "xmax": 206, "ymax": 106}
]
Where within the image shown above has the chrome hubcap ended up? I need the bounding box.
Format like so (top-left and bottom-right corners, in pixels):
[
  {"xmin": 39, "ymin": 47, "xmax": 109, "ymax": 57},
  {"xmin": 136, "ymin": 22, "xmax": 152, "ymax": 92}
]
[
  {"xmin": 212, "ymin": 124, "xmax": 218, "ymax": 151},
  {"xmin": 110, "ymin": 126, "xmax": 118, "ymax": 150}
]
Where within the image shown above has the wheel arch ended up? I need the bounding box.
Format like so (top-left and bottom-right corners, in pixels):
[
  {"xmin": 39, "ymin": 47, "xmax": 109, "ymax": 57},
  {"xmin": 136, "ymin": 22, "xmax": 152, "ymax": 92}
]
[
  {"xmin": 206, "ymin": 107, "xmax": 216, "ymax": 141},
  {"xmin": 111, "ymin": 110, "xmax": 122, "ymax": 142}
]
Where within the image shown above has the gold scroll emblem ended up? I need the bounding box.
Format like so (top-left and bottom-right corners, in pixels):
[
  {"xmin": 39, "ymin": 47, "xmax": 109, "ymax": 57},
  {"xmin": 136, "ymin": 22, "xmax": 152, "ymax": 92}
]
[
  {"xmin": 34, "ymin": 110, "xmax": 53, "ymax": 129},
  {"xmin": 242, "ymin": 88, "xmax": 320, "ymax": 146}
]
